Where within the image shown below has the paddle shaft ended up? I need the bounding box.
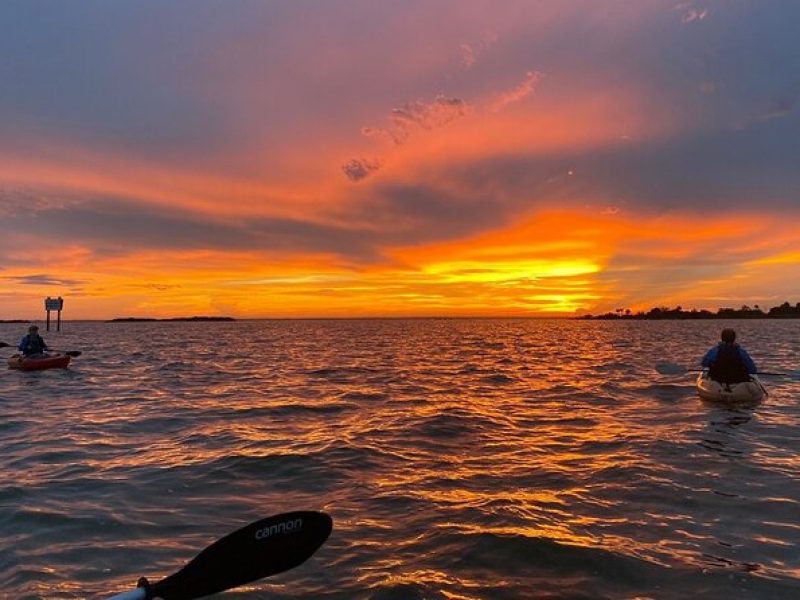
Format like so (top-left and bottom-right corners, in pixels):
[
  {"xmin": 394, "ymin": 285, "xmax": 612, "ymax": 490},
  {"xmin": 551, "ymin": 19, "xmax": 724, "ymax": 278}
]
[
  {"xmin": 0, "ymin": 342, "xmax": 80, "ymax": 358},
  {"xmin": 693, "ymin": 368, "xmax": 788, "ymax": 377},
  {"xmin": 107, "ymin": 589, "xmax": 145, "ymax": 600},
  {"xmin": 657, "ymin": 362, "xmax": 790, "ymax": 378}
]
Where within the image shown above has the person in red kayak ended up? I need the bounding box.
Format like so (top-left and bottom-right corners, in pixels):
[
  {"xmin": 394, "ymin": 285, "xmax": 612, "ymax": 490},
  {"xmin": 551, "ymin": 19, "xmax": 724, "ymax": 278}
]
[
  {"xmin": 701, "ymin": 328, "xmax": 757, "ymax": 384},
  {"xmin": 18, "ymin": 324, "xmax": 48, "ymax": 357}
]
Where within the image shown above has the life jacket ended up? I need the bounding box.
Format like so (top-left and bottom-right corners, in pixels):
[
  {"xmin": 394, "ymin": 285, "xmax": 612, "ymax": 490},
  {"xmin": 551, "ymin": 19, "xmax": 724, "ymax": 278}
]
[
  {"xmin": 21, "ymin": 334, "xmax": 47, "ymax": 356},
  {"xmin": 708, "ymin": 343, "xmax": 750, "ymax": 384}
]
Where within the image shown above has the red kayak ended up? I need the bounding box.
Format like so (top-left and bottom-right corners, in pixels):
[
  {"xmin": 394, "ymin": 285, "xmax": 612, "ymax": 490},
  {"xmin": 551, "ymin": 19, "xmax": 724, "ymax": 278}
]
[{"xmin": 7, "ymin": 353, "xmax": 71, "ymax": 371}]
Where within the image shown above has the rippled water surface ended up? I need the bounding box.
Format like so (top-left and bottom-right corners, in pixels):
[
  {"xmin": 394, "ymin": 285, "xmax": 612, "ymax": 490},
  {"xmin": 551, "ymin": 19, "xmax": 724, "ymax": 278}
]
[{"xmin": 1, "ymin": 319, "xmax": 799, "ymax": 599}]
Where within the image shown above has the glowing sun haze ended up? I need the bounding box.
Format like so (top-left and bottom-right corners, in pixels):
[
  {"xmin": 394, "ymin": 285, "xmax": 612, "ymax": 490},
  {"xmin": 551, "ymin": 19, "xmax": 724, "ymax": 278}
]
[{"xmin": 1, "ymin": 1, "xmax": 799, "ymax": 319}]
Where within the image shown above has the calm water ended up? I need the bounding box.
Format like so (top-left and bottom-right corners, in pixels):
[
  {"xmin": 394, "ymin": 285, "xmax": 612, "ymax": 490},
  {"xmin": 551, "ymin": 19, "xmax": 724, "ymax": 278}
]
[{"xmin": 1, "ymin": 319, "xmax": 799, "ymax": 599}]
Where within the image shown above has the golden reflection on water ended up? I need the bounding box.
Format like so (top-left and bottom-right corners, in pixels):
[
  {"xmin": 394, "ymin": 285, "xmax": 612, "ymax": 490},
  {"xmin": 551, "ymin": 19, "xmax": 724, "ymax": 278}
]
[{"xmin": 1, "ymin": 319, "xmax": 799, "ymax": 597}]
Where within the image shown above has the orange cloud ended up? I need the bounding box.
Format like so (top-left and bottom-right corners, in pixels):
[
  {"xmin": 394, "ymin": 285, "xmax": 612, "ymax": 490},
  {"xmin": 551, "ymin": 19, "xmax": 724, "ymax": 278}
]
[
  {"xmin": 2, "ymin": 207, "xmax": 799, "ymax": 319},
  {"xmin": 0, "ymin": 136, "xmax": 358, "ymax": 225},
  {"xmin": 384, "ymin": 209, "xmax": 800, "ymax": 316}
]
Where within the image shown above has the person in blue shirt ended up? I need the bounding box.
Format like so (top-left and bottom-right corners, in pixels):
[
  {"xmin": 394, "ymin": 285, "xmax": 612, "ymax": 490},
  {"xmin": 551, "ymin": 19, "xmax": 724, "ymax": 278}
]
[
  {"xmin": 18, "ymin": 324, "xmax": 48, "ymax": 357},
  {"xmin": 701, "ymin": 328, "xmax": 757, "ymax": 383}
]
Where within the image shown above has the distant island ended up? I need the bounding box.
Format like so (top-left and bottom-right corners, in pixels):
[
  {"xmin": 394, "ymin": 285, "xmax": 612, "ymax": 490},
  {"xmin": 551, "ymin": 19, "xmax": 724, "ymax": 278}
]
[
  {"xmin": 582, "ymin": 301, "xmax": 800, "ymax": 320},
  {"xmin": 0, "ymin": 319, "xmax": 27, "ymax": 323},
  {"xmin": 108, "ymin": 316, "xmax": 236, "ymax": 322}
]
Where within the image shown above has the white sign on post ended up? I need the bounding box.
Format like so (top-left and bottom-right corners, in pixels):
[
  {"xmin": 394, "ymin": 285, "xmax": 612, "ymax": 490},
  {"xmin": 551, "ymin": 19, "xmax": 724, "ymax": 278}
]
[{"xmin": 45, "ymin": 297, "xmax": 64, "ymax": 311}]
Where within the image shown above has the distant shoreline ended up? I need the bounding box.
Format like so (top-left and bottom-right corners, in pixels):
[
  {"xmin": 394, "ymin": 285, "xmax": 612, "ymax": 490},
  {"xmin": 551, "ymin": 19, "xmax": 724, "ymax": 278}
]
[
  {"xmin": 582, "ymin": 302, "xmax": 800, "ymax": 320},
  {"xmin": 107, "ymin": 316, "xmax": 236, "ymax": 322},
  {"xmin": 582, "ymin": 314, "xmax": 800, "ymax": 320}
]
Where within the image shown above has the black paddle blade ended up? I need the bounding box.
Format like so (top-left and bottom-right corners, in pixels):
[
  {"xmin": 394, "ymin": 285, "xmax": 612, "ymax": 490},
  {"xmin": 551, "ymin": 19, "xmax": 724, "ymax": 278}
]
[
  {"xmin": 65, "ymin": 350, "xmax": 82, "ymax": 357},
  {"xmin": 655, "ymin": 361, "xmax": 687, "ymax": 375},
  {"xmin": 0, "ymin": 342, "xmax": 11, "ymax": 348},
  {"xmin": 149, "ymin": 511, "xmax": 332, "ymax": 600}
]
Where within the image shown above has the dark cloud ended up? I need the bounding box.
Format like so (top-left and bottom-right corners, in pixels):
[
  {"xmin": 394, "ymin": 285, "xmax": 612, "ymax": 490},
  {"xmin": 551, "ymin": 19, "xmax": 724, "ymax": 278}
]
[
  {"xmin": 1, "ymin": 198, "xmax": 388, "ymax": 262},
  {"xmin": 432, "ymin": 111, "xmax": 800, "ymax": 213},
  {"xmin": 355, "ymin": 181, "xmax": 508, "ymax": 247},
  {"xmin": 245, "ymin": 215, "xmax": 382, "ymax": 260},
  {"xmin": 359, "ymin": 96, "xmax": 470, "ymax": 147},
  {"xmin": 342, "ymin": 158, "xmax": 382, "ymax": 182},
  {"xmin": 389, "ymin": 96, "xmax": 470, "ymax": 137},
  {"xmin": 4, "ymin": 274, "xmax": 87, "ymax": 286},
  {"xmin": 0, "ymin": 186, "xmax": 82, "ymax": 217},
  {"xmin": 0, "ymin": 184, "xmax": 513, "ymax": 266}
]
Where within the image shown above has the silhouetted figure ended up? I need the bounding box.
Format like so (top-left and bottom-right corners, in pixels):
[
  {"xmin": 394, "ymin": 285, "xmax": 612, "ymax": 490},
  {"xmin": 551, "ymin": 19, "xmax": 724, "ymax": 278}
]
[
  {"xmin": 18, "ymin": 324, "xmax": 48, "ymax": 357},
  {"xmin": 701, "ymin": 328, "xmax": 756, "ymax": 384}
]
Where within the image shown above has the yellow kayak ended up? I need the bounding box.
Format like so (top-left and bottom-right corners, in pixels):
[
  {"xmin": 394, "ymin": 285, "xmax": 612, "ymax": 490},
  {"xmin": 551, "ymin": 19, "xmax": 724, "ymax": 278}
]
[{"xmin": 696, "ymin": 370, "xmax": 766, "ymax": 403}]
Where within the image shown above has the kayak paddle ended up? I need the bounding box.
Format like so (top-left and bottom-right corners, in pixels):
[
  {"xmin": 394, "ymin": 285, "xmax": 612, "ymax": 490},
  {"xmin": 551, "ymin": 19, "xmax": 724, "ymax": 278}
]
[
  {"xmin": 106, "ymin": 511, "xmax": 332, "ymax": 600},
  {"xmin": 655, "ymin": 361, "xmax": 699, "ymax": 375},
  {"xmin": 0, "ymin": 342, "xmax": 81, "ymax": 357},
  {"xmin": 655, "ymin": 361, "xmax": 791, "ymax": 378}
]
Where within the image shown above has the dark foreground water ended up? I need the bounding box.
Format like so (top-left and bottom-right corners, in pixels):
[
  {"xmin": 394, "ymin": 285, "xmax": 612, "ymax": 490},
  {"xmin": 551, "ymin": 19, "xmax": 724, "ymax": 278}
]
[{"xmin": 1, "ymin": 319, "xmax": 799, "ymax": 599}]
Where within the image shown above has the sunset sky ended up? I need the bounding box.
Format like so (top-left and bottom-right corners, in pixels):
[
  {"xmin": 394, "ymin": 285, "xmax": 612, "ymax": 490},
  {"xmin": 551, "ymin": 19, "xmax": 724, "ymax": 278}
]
[{"xmin": 1, "ymin": 1, "xmax": 799, "ymax": 319}]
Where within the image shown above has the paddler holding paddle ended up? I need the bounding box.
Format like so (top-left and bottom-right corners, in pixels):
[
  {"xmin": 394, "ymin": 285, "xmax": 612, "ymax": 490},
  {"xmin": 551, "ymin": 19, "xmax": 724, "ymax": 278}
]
[
  {"xmin": 18, "ymin": 324, "xmax": 49, "ymax": 357},
  {"xmin": 701, "ymin": 328, "xmax": 757, "ymax": 384}
]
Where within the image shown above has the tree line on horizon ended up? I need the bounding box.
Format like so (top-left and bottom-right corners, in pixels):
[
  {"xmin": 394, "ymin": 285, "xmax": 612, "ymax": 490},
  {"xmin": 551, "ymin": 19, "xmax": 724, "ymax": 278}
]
[{"xmin": 582, "ymin": 301, "xmax": 800, "ymax": 320}]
